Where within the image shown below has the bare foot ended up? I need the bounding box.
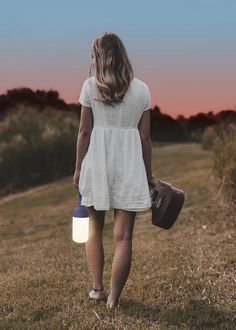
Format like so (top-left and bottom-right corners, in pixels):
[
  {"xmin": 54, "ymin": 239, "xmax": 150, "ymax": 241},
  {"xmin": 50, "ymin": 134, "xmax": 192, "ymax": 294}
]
[
  {"xmin": 106, "ymin": 294, "xmax": 120, "ymax": 310},
  {"xmin": 89, "ymin": 288, "xmax": 107, "ymax": 301}
]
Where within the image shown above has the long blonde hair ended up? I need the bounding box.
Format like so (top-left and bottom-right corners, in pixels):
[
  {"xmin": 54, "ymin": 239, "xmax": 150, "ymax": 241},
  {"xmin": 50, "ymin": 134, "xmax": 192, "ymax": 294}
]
[{"xmin": 88, "ymin": 32, "xmax": 134, "ymax": 107}]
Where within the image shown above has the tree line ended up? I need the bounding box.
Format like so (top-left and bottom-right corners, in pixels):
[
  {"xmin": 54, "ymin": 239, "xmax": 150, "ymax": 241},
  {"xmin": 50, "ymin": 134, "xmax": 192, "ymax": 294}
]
[{"xmin": 0, "ymin": 87, "xmax": 235, "ymax": 142}]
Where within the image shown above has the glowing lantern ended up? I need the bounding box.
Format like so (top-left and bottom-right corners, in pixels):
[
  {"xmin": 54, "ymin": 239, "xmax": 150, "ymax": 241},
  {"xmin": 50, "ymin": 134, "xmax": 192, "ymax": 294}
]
[{"xmin": 72, "ymin": 191, "xmax": 89, "ymax": 243}]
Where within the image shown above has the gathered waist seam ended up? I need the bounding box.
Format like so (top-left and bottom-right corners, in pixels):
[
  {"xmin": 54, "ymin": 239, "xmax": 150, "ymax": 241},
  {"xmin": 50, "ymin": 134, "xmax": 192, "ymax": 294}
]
[{"xmin": 93, "ymin": 126, "xmax": 138, "ymax": 130}]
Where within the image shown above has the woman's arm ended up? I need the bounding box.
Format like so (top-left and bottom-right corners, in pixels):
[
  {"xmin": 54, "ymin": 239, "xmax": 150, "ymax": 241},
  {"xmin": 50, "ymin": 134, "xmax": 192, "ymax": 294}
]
[
  {"xmin": 138, "ymin": 109, "xmax": 153, "ymax": 179},
  {"xmin": 75, "ymin": 105, "xmax": 93, "ymax": 170},
  {"xmin": 75, "ymin": 130, "xmax": 91, "ymax": 170}
]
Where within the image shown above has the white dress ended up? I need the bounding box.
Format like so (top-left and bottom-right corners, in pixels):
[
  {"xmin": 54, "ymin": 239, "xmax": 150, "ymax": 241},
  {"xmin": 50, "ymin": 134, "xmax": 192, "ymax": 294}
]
[{"xmin": 78, "ymin": 76, "xmax": 152, "ymax": 212}]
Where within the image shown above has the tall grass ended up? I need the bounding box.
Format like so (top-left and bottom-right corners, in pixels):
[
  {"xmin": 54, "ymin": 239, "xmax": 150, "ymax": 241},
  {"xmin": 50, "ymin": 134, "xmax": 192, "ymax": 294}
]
[
  {"xmin": 202, "ymin": 123, "xmax": 236, "ymax": 207},
  {"xmin": 0, "ymin": 106, "xmax": 78, "ymax": 196}
]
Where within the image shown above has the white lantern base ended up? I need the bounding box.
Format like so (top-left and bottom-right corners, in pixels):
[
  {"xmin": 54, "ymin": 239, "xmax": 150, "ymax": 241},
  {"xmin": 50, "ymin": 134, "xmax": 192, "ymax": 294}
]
[{"xmin": 72, "ymin": 216, "xmax": 89, "ymax": 243}]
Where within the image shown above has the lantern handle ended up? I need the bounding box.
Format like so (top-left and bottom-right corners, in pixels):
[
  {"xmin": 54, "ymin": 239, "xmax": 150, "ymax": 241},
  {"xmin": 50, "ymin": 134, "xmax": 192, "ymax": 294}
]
[{"xmin": 78, "ymin": 189, "xmax": 82, "ymax": 205}]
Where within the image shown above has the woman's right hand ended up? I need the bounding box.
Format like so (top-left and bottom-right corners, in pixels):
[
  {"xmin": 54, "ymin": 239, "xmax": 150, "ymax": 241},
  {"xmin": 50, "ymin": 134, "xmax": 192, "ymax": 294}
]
[{"xmin": 147, "ymin": 175, "xmax": 156, "ymax": 187}]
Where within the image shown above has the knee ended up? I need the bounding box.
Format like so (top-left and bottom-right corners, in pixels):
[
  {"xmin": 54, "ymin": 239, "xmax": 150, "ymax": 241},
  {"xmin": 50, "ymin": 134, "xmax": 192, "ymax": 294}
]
[
  {"xmin": 113, "ymin": 232, "xmax": 133, "ymax": 243},
  {"xmin": 88, "ymin": 232, "xmax": 102, "ymax": 240}
]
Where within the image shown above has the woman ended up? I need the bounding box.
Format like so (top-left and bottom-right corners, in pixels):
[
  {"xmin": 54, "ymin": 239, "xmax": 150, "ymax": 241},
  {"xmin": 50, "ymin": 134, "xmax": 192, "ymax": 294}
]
[{"xmin": 73, "ymin": 32, "xmax": 155, "ymax": 310}]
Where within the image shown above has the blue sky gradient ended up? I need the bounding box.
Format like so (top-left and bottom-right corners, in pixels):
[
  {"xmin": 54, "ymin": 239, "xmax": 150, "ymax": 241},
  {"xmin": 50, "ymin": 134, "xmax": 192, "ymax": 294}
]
[{"xmin": 1, "ymin": 0, "xmax": 236, "ymax": 117}]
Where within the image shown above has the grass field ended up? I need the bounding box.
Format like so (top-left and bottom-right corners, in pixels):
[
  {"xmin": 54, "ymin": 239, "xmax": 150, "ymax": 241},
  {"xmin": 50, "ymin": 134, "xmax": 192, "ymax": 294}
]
[{"xmin": 0, "ymin": 143, "xmax": 235, "ymax": 329}]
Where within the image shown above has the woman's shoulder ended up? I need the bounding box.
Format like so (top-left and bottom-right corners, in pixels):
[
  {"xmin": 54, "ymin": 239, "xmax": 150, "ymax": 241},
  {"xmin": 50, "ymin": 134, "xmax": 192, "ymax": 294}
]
[
  {"xmin": 83, "ymin": 76, "xmax": 96, "ymax": 94},
  {"xmin": 133, "ymin": 77, "xmax": 149, "ymax": 90},
  {"xmin": 84, "ymin": 76, "xmax": 95, "ymax": 86},
  {"xmin": 130, "ymin": 77, "xmax": 149, "ymax": 99}
]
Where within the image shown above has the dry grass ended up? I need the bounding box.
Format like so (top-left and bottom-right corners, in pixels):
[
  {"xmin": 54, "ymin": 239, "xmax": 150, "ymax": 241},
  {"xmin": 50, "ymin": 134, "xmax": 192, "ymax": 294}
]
[{"xmin": 0, "ymin": 143, "xmax": 235, "ymax": 330}]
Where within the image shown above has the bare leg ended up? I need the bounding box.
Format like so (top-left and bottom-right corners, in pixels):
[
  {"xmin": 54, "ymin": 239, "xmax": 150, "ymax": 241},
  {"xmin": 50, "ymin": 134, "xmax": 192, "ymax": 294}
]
[
  {"xmin": 85, "ymin": 206, "xmax": 105, "ymax": 290},
  {"xmin": 108, "ymin": 209, "xmax": 136, "ymax": 307}
]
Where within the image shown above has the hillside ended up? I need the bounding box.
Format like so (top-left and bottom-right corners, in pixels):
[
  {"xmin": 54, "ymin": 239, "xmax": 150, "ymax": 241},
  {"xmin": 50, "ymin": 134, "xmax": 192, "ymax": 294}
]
[{"xmin": 0, "ymin": 143, "xmax": 235, "ymax": 329}]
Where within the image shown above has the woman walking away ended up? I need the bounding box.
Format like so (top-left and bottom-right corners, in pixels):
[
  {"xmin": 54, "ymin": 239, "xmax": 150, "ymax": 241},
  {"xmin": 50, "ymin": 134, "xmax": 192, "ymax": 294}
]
[{"xmin": 73, "ymin": 32, "xmax": 155, "ymax": 310}]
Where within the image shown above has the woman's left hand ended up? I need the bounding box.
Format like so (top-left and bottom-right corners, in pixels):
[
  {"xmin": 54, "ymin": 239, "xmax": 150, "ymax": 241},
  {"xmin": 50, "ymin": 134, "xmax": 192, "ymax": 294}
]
[{"xmin": 73, "ymin": 168, "xmax": 81, "ymax": 189}]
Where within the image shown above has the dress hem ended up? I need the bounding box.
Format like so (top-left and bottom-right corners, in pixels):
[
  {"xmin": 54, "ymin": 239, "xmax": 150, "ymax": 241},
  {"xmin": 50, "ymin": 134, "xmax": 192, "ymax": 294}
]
[{"xmin": 80, "ymin": 194, "xmax": 152, "ymax": 211}]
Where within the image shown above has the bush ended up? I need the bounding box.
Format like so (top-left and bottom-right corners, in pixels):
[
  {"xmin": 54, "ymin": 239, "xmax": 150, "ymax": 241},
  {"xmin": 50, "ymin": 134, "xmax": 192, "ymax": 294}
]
[
  {"xmin": 201, "ymin": 126, "xmax": 218, "ymax": 150},
  {"xmin": 0, "ymin": 106, "xmax": 78, "ymax": 196},
  {"xmin": 189, "ymin": 129, "xmax": 203, "ymax": 143},
  {"xmin": 202, "ymin": 122, "xmax": 236, "ymax": 206}
]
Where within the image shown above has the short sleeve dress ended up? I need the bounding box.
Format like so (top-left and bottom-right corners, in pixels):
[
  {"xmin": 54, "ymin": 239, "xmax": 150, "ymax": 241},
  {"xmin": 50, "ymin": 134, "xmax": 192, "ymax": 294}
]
[{"xmin": 78, "ymin": 76, "xmax": 152, "ymax": 212}]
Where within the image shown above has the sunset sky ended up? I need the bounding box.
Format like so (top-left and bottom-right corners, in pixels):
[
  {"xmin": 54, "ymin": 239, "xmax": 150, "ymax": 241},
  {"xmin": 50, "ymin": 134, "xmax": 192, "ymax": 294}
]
[{"xmin": 1, "ymin": 0, "xmax": 235, "ymax": 118}]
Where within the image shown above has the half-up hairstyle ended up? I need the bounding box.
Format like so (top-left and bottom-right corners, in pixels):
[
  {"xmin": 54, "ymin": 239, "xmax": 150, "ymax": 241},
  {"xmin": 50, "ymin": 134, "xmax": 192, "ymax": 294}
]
[{"xmin": 88, "ymin": 32, "xmax": 134, "ymax": 107}]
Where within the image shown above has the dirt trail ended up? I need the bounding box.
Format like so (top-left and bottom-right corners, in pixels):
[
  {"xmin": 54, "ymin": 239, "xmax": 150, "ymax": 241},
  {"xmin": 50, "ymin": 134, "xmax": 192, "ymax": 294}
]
[{"xmin": 0, "ymin": 177, "xmax": 70, "ymax": 204}]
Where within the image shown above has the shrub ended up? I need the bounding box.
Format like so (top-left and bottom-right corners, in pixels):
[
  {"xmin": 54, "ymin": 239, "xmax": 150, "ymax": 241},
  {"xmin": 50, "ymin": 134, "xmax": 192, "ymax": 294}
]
[
  {"xmin": 203, "ymin": 123, "xmax": 236, "ymax": 206},
  {"xmin": 0, "ymin": 106, "xmax": 78, "ymax": 196},
  {"xmin": 201, "ymin": 126, "xmax": 218, "ymax": 150},
  {"xmin": 189, "ymin": 129, "xmax": 203, "ymax": 143}
]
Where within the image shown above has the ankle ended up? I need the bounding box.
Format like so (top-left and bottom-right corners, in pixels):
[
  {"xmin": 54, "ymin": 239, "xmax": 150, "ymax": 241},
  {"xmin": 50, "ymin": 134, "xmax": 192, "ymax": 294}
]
[{"xmin": 92, "ymin": 285, "xmax": 104, "ymax": 291}]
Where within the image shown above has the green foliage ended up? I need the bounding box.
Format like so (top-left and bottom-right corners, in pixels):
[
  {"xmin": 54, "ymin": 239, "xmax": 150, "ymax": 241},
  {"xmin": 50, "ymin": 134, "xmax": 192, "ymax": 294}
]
[
  {"xmin": 201, "ymin": 123, "xmax": 236, "ymax": 205},
  {"xmin": 201, "ymin": 126, "xmax": 218, "ymax": 150},
  {"xmin": 0, "ymin": 106, "xmax": 78, "ymax": 196},
  {"xmin": 189, "ymin": 129, "xmax": 203, "ymax": 143}
]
